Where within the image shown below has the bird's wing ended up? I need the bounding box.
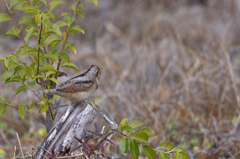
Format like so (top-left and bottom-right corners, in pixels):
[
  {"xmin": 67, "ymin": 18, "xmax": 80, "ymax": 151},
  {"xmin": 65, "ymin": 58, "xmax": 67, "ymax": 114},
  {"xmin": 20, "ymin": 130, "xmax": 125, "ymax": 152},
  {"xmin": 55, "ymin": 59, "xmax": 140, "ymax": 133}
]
[{"xmin": 57, "ymin": 80, "xmax": 93, "ymax": 92}]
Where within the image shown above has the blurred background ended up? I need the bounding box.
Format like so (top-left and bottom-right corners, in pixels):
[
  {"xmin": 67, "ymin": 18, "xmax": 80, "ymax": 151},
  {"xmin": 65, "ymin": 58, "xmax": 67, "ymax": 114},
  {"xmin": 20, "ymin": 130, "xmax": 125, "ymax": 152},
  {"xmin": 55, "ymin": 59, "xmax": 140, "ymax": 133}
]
[{"xmin": 1, "ymin": 0, "xmax": 240, "ymax": 158}]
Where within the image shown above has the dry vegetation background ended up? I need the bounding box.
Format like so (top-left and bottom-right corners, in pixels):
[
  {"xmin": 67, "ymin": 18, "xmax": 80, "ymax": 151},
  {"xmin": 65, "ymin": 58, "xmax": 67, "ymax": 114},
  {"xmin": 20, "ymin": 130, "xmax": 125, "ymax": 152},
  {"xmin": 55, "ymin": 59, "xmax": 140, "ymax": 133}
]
[{"xmin": 1, "ymin": 0, "xmax": 240, "ymax": 158}]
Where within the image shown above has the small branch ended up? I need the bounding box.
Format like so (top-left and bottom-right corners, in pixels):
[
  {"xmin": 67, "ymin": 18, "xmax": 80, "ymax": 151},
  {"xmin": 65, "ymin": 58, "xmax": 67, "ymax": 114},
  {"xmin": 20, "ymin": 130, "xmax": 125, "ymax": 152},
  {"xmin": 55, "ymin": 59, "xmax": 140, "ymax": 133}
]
[
  {"xmin": 16, "ymin": 132, "xmax": 25, "ymax": 159},
  {"xmin": 54, "ymin": 31, "xmax": 69, "ymax": 79},
  {"xmin": 92, "ymin": 101, "xmax": 119, "ymax": 131},
  {"xmin": 46, "ymin": 0, "xmax": 50, "ymax": 12},
  {"xmin": 37, "ymin": 17, "xmax": 43, "ymax": 76},
  {"xmin": 4, "ymin": 0, "xmax": 25, "ymax": 43},
  {"xmin": 43, "ymin": 46, "xmax": 50, "ymax": 64},
  {"xmin": 54, "ymin": 0, "xmax": 83, "ymax": 80},
  {"xmin": 74, "ymin": 0, "xmax": 82, "ymax": 14},
  {"xmin": 4, "ymin": 104, "xmax": 46, "ymax": 126}
]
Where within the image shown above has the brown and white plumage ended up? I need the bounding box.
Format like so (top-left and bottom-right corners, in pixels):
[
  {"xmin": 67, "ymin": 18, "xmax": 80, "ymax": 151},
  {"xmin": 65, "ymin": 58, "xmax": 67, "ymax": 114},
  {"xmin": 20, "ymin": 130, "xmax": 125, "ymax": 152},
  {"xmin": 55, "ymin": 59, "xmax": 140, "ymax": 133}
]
[{"xmin": 36, "ymin": 65, "xmax": 102, "ymax": 102}]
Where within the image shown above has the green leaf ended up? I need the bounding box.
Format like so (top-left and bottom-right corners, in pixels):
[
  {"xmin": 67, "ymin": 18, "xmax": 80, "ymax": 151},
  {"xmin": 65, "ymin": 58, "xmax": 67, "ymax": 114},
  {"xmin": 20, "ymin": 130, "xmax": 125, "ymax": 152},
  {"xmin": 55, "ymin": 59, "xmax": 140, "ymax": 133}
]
[
  {"xmin": 25, "ymin": 8, "xmax": 39, "ymax": 15},
  {"xmin": 119, "ymin": 138, "xmax": 129, "ymax": 154},
  {"xmin": 38, "ymin": 101, "xmax": 45, "ymax": 105},
  {"xmin": 44, "ymin": 13, "xmax": 55, "ymax": 20},
  {"xmin": 1, "ymin": 71, "xmax": 14, "ymax": 81},
  {"xmin": 39, "ymin": 104, "xmax": 48, "ymax": 112},
  {"xmin": 3, "ymin": 26, "xmax": 20, "ymax": 38},
  {"xmin": 22, "ymin": 2, "xmax": 31, "ymax": 10},
  {"xmin": 29, "ymin": 103, "xmax": 35, "ymax": 110},
  {"xmin": 120, "ymin": 118, "xmax": 128, "ymax": 129},
  {"xmin": 0, "ymin": 57, "xmax": 5, "ymax": 62},
  {"xmin": 159, "ymin": 142, "xmax": 174, "ymax": 150},
  {"xmin": 128, "ymin": 120, "xmax": 143, "ymax": 128},
  {"xmin": 174, "ymin": 151, "xmax": 189, "ymax": 159},
  {"xmin": 43, "ymin": 53, "xmax": 58, "ymax": 62},
  {"xmin": 24, "ymin": 26, "xmax": 38, "ymax": 43},
  {"xmin": 55, "ymin": 21, "xmax": 67, "ymax": 27},
  {"xmin": 61, "ymin": 13, "xmax": 71, "ymax": 26},
  {"xmin": 121, "ymin": 125, "xmax": 135, "ymax": 132},
  {"xmin": 142, "ymin": 145, "xmax": 156, "ymax": 159},
  {"xmin": 0, "ymin": 105, "xmax": 7, "ymax": 117},
  {"xmin": 19, "ymin": 16, "xmax": 36, "ymax": 25},
  {"xmin": 171, "ymin": 147, "xmax": 187, "ymax": 154},
  {"xmin": 53, "ymin": 94, "xmax": 60, "ymax": 101},
  {"xmin": 0, "ymin": 97, "xmax": 7, "ymax": 103},
  {"xmin": 159, "ymin": 153, "xmax": 170, "ymax": 159},
  {"xmin": 61, "ymin": 52, "xmax": 71, "ymax": 65},
  {"xmin": 33, "ymin": 75, "xmax": 44, "ymax": 79},
  {"xmin": 33, "ymin": 0, "xmax": 46, "ymax": 6},
  {"xmin": 0, "ymin": 13, "xmax": 12, "ymax": 23},
  {"xmin": 13, "ymin": 2, "xmax": 25, "ymax": 11},
  {"xmin": 18, "ymin": 105, "xmax": 27, "ymax": 119},
  {"xmin": 45, "ymin": 35, "xmax": 61, "ymax": 46},
  {"xmin": 42, "ymin": 18, "xmax": 50, "ymax": 33},
  {"xmin": 50, "ymin": 23, "xmax": 61, "ymax": 36},
  {"xmin": 48, "ymin": 78, "xmax": 58, "ymax": 85},
  {"xmin": 49, "ymin": 0, "xmax": 64, "ymax": 12},
  {"xmin": 16, "ymin": 85, "xmax": 29, "ymax": 95},
  {"xmin": 140, "ymin": 127, "xmax": 155, "ymax": 135},
  {"xmin": 88, "ymin": 0, "xmax": 98, "ymax": 6},
  {"xmin": 132, "ymin": 132, "xmax": 149, "ymax": 143},
  {"xmin": 18, "ymin": 46, "xmax": 37, "ymax": 56},
  {"xmin": 68, "ymin": 25, "xmax": 84, "ymax": 34},
  {"xmin": 68, "ymin": 46, "xmax": 77, "ymax": 54},
  {"xmin": 39, "ymin": 64, "xmax": 57, "ymax": 73},
  {"xmin": 69, "ymin": 4, "xmax": 75, "ymax": 10},
  {"xmin": 48, "ymin": 99, "xmax": 54, "ymax": 104},
  {"xmin": 76, "ymin": 10, "xmax": 84, "ymax": 18},
  {"xmin": 28, "ymin": 80, "xmax": 36, "ymax": 88},
  {"xmin": 10, "ymin": 0, "xmax": 27, "ymax": 8},
  {"xmin": 46, "ymin": 70, "xmax": 56, "ymax": 78},
  {"xmin": 61, "ymin": 63, "xmax": 79, "ymax": 72},
  {"xmin": 130, "ymin": 140, "xmax": 139, "ymax": 159}
]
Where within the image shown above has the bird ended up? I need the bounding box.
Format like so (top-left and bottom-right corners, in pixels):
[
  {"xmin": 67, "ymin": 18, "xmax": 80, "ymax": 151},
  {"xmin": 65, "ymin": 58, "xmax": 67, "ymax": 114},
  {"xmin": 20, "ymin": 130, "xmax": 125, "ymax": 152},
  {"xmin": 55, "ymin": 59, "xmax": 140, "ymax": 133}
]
[{"xmin": 36, "ymin": 65, "xmax": 102, "ymax": 103}]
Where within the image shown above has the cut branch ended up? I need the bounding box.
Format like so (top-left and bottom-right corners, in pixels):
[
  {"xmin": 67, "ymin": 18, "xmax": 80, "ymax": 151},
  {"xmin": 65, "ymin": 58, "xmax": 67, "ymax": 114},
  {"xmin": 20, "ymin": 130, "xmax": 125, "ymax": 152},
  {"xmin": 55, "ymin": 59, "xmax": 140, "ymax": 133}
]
[{"xmin": 36, "ymin": 102, "xmax": 96, "ymax": 158}]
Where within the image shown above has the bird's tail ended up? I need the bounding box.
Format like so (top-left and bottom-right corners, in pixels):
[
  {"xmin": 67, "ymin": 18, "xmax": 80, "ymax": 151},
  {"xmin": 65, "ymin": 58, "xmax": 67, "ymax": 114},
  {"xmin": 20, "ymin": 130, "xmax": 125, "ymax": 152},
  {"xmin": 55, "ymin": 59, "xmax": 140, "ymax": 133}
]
[{"xmin": 36, "ymin": 89, "xmax": 57, "ymax": 96}]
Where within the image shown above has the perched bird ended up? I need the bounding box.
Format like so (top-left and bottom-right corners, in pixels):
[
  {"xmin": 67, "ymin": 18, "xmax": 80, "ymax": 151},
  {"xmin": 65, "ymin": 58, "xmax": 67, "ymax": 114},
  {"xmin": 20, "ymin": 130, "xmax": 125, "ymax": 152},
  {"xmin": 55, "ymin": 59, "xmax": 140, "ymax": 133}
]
[{"xmin": 36, "ymin": 65, "xmax": 102, "ymax": 102}]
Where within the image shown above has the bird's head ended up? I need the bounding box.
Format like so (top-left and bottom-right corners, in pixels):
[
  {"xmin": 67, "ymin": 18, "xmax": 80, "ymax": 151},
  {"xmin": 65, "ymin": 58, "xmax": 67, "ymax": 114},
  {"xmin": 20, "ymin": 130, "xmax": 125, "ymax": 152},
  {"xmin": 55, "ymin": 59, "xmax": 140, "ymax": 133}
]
[{"xmin": 88, "ymin": 65, "xmax": 102, "ymax": 81}]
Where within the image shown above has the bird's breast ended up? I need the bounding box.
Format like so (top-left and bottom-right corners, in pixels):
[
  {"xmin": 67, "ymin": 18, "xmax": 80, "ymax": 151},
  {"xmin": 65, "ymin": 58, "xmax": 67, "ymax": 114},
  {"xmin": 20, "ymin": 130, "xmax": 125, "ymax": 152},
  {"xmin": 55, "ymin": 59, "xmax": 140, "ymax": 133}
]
[{"xmin": 66, "ymin": 85, "xmax": 97, "ymax": 102}]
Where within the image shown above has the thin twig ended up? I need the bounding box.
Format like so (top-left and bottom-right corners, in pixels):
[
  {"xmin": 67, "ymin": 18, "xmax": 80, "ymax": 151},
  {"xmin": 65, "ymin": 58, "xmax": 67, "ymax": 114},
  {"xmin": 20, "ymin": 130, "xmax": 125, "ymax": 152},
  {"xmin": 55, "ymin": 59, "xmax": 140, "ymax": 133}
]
[
  {"xmin": 16, "ymin": 132, "xmax": 25, "ymax": 159},
  {"xmin": 55, "ymin": 0, "xmax": 82, "ymax": 79},
  {"xmin": 4, "ymin": 104, "xmax": 46, "ymax": 126},
  {"xmin": 37, "ymin": 17, "xmax": 43, "ymax": 76}
]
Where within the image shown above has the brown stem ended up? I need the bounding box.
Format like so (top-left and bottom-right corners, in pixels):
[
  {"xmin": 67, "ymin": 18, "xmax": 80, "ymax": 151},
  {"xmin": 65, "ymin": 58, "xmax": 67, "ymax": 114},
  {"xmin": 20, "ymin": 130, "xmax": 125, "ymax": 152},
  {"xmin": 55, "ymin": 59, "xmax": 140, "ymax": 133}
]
[
  {"xmin": 54, "ymin": 0, "xmax": 83, "ymax": 80},
  {"xmin": 46, "ymin": 0, "xmax": 50, "ymax": 12},
  {"xmin": 37, "ymin": 17, "xmax": 43, "ymax": 75},
  {"xmin": 74, "ymin": 0, "xmax": 82, "ymax": 14},
  {"xmin": 4, "ymin": 104, "xmax": 46, "ymax": 126},
  {"xmin": 54, "ymin": 31, "xmax": 69, "ymax": 79},
  {"xmin": 89, "ymin": 131, "xmax": 113, "ymax": 157}
]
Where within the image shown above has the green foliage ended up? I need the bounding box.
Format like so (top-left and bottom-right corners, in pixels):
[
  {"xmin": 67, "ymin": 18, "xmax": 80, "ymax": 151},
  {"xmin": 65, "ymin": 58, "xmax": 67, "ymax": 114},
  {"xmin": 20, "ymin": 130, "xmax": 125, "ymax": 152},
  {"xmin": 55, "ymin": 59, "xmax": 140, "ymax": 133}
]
[
  {"xmin": 18, "ymin": 105, "xmax": 27, "ymax": 119},
  {"xmin": 130, "ymin": 140, "xmax": 139, "ymax": 159},
  {"xmin": 118, "ymin": 119, "xmax": 189, "ymax": 159},
  {"xmin": 119, "ymin": 138, "xmax": 129, "ymax": 154},
  {"xmin": 0, "ymin": 13, "xmax": 12, "ymax": 23},
  {"xmin": 0, "ymin": 0, "xmax": 98, "ymax": 122},
  {"xmin": 142, "ymin": 145, "xmax": 156, "ymax": 159},
  {"xmin": 16, "ymin": 85, "xmax": 29, "ymax": 95}
]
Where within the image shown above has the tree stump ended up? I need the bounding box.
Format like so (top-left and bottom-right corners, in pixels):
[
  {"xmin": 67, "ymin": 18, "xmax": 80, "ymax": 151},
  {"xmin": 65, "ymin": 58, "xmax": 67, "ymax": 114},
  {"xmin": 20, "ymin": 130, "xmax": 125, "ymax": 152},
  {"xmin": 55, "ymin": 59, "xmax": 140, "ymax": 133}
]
[{"xmin": 36, "ymin": 102, "xmax": 96, "ymax": 159}]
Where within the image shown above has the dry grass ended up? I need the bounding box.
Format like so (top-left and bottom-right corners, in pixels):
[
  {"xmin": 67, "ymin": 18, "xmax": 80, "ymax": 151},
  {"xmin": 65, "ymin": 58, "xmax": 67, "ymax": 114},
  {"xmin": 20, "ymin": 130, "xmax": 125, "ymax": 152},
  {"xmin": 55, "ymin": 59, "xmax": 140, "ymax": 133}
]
[{"xmin": 1, "ymin": 0, "xmax": 240, "ymax": 158}]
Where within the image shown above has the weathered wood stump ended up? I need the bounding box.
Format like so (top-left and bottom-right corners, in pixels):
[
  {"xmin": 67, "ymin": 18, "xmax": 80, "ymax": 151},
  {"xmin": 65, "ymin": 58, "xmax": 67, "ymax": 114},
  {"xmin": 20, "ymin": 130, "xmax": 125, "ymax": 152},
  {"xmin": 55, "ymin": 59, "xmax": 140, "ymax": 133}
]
[{"xmin": 36, "ymin": 102, "xmax": 96, "ymax": 159}]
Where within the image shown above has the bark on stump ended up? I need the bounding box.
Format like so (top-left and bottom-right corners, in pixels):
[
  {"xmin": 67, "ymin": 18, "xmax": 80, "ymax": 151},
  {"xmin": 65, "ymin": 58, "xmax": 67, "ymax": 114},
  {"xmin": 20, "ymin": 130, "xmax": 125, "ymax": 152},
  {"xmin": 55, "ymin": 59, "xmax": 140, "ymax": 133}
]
[{"xmin": 36, "ymin": 102, "xmax": 96, "ymax": 159}]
